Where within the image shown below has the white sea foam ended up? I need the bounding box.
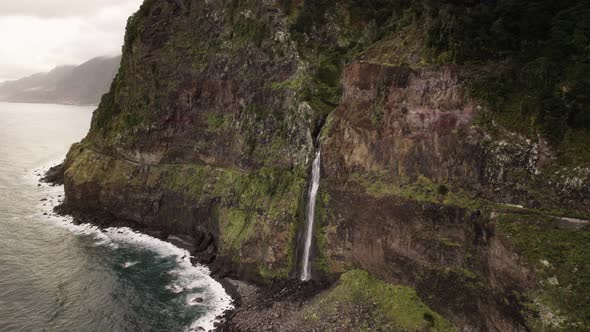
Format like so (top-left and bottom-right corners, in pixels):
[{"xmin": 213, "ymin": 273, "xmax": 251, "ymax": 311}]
[
  {"xmin": 30, "ymin": 164, "xmax": 234, "ymax": 332},
  {"xmin": 122, "ymin": 261, "xmax": 139, "ymax": 269},
  {"xmin": 166, "ymin": 283, "xmax": 184, "ymax": 294}
]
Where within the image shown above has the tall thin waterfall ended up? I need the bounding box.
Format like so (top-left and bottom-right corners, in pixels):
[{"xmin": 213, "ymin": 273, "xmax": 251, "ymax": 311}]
[{"xmin": 301, "ymin": 148, "xmax": 321, "ymax": 281}]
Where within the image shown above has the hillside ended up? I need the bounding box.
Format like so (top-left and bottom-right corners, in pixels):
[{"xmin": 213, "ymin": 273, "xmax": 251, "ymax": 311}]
[
  {"xmin": 0, "ymin": 56, "xmax": 121, "ymax": 105},
  {"xmin": 56, "ymin": 1, "xmax": 589, "ymax": 331}
]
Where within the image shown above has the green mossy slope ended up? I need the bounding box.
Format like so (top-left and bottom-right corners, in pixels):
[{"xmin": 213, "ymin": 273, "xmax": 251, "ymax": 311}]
[
  {"xmin": 305, "ymin": 270, "xmax": 457, "ymax": 331},
  {"xmin": 497, "ymin": 214, "xmax": 590, "ymax": 330}
]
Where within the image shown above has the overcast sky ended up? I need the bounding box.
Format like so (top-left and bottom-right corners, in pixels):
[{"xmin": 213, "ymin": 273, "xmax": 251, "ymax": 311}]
[{"xmin": 0, "ymin": 0, "xmax": 143, "ymax": 82}]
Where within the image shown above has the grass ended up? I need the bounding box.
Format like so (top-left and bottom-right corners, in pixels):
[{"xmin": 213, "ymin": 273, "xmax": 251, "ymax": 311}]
[
  {"xmin": 228, "ymin": 16, "xmax": 270, "ymax": 49},
  {"xmin": 218, "ymin": 207, "xmax": 257, "ymax": 252},
  {"xmin": 270, "ymin": 71, "xmax": 306, "ymax": 91},
  {"xmin": 349, "ymin": 171, "xmax": 590, "ymax": 222},
  {"xmin": 560, "ymin": 129, "xmax": 590, "ymax": 166},
  {"xmin": 206, "ymin": 113, "xmax": 229, "ymax": 130},
  {"xmin": 350, "ymin": 172, "xmax": 485, "ymax": 211},
  {"xmin": 496, "ymin": 214, "xmax": 590, "ymax": 329},
  {"xmin": 306, "ymin": 270, "xmax": 457, "ymax": 331}
]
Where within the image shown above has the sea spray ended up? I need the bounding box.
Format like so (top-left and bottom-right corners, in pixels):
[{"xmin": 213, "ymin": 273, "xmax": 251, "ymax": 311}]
[{"xmin": 301, "ymin": 149, "xmax": 321, "ymax": 281}]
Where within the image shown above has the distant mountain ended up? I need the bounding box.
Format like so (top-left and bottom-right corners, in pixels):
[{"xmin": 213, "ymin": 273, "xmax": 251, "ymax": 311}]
[{"xmin": 0, "ymin": 56, "xmax": 121, "ymax": 106}]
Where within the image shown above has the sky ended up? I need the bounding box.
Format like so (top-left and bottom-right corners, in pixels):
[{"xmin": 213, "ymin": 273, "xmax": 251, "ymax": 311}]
[{"xmin": 0, "ymin": 0, "xmax": 143, "ymax": 82}]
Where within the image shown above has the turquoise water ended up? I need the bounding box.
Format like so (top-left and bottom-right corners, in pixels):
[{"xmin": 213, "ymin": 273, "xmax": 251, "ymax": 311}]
[{"xmin": 0, "ymin": 102, "xmax": 232, "ymax": 332}]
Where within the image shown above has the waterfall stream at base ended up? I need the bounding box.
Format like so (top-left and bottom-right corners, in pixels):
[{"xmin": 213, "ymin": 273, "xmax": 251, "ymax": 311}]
[{"xmin": 301, "ymin": 149, "xmax": 321, "ymax": 281}]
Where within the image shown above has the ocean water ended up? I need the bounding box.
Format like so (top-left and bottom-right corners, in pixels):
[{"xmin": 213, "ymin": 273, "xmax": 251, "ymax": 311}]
[{"xmin": 0, "ymin": 102, "xmax": 232, "ymax": 332}]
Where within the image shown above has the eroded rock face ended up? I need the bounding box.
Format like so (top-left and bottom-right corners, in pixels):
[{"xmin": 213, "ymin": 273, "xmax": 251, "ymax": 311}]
[
  {"xmin": 323, "ymin": 62, "xmax": 589, "ymax": 213},
  {"xmin": 64, "ymin": 0, "xmax": 317, "ymax": 282},
  {"xmin": 90, "ymin": 0, "xmax": 314, "ymax": 170},
  {"xmin": 60, "ymin": 1, "xmax": 588, "ymax": 331},
  {"xmin": 319, "ymin": 62, "xmax": 588, "ymax": 330},
  {"xmin": 324, "ymin": 63, "xmax": 479, "ymax": 179},
  {"xmin": 318, "ymin": 180, "xmax": 533, "ymax": 331}
]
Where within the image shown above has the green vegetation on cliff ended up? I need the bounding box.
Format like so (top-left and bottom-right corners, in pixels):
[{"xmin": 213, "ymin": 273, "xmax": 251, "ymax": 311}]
[
  {"xmin": 305, "ymin": 270, "xmax": 456, "ymax": 331},
  {"xmin": 61, "ymin": 1, "xmax": 590, "ymax": 330},
  {"xmin": 350, "ymin": 171, "xmax": 485, "ymax": 211},
  {"xmin": 167, "ymin": 165, "xmax": 307, "ymax": 278},
  {"xmin": 124, "ymin": 0, "xmax": 157, "ymax": 48},
  {"xmin": 276, "ymin": 0, "xmax": 423, "ymax": 123},
  {"xmin": 287, "ymin": 0, "xmax": 590, "ymax": 163},
  {"xmin": 425, "ymin": 0, "xmax": 590, "ymax": 161},
  {"xmin": 65, "ymin": 147, "xmax": 305, "ymax": 279},
  {"xmin": 497, "ymin": 214, "xmax": 590, "ymax": 329}
]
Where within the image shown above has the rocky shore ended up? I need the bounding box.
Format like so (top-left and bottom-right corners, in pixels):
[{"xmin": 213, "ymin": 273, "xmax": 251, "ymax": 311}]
[{"xmin": 41, "ymin": 163, "xmax": 329, "ymax": 331}]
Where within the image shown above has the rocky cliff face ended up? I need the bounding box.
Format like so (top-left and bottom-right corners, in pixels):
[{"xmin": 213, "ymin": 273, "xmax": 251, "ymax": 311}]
[
  {"xmin": 61, "ymin": 0, "xmax": 589, "ymax": 331},
  {"xmin": 318, "ymin": 61, "xmax": 589, "ymax": 330},
  {"xmin": 323, "ymin": 62, "xmax": 589, "ymax": 214},
  {"xmin": 66, "ymin": 0, "xmax": 319, "ymax": 281},
  {"xmin": 318, "ymin": 63, "xmax": 536, "ymax": 330}
]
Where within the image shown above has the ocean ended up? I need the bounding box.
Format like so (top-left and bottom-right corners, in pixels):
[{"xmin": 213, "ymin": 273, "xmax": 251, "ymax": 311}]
[{"xmin": 0, "ymin": 102, "xmax": 232, "ymax": 332}]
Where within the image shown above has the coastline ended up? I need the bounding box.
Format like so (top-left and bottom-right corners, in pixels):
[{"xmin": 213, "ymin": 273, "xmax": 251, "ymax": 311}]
[
  {"xmin": 40, "ymin": 162, "xmax": 333, "ymax": 331},
  {"xmin": 38, "ymin": 163, "xmax": 236, "ymax": 331},
  {"xmin": 53, "ymin": 203, "xmax": 242, "ymax": 331}
]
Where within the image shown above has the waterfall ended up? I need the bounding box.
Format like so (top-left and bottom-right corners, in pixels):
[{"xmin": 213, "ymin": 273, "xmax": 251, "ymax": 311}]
[{"xmin": 301, "ymin": 148, "xmax": 321, "ymax": 281}]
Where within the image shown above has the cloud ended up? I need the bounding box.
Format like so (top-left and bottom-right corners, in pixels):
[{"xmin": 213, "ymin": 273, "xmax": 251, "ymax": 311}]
[
  {"xmin": 0, "ymin": 0, "xmax": 135, "ymax": 18},
  {"xmin": 0, "ymin": 0, "xmax": 143, "ymax": 81}
]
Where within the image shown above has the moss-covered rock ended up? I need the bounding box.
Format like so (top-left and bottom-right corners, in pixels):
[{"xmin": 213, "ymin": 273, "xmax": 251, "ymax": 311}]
[
  {"xmin": 305, "ymin": 270, "xmax": 457, "ymax": 331},
  {"xmin": 496, "ymin": 214, "xmax": 590, "ymax": 330},
  {"xmin": 63, "ymin": 146, "xmax": 305, "ymax": 280}
]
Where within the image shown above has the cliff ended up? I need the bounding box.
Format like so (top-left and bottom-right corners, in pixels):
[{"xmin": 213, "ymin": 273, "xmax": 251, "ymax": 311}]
[
  {"xmin": 0, "ymin": 56, "xmax": 121, "ymax": 105},
  {"xmin": 60, "ymin": 1, "xmax": 589, "ymax": 331}
]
